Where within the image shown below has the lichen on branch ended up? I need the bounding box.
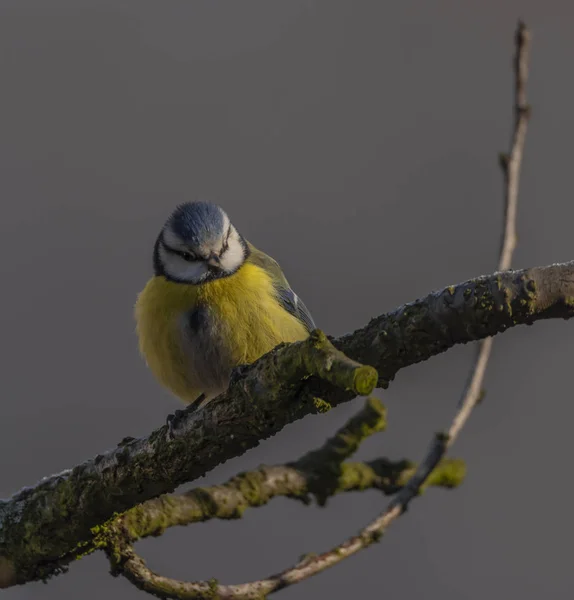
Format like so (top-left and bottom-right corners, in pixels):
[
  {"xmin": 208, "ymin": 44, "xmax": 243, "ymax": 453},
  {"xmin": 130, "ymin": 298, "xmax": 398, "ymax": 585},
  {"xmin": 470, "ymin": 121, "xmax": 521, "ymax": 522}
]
[
  {"xmin": 100, "ymin": 398, "xmax": 464, "ymax": 600},
  {"xmin": 1, "ymin": 260, "xmax": 574, "ymax": 587}
]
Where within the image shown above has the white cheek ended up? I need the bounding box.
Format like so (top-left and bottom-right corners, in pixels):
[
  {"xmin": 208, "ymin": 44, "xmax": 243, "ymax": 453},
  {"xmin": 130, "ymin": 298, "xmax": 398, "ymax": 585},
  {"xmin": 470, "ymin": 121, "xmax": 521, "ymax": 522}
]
[
  {"xmin": 158, "ymin": 244, "xmax": 209, "ymax": 282},
  {"xmin": 219, "ymin": 228, "xmax": 244, "ymax": 273}
]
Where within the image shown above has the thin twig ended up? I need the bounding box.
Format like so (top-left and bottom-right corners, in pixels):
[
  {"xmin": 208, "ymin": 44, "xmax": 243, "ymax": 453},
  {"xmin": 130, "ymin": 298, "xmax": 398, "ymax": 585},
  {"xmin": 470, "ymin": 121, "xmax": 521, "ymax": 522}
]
[
  {"xmin": 249, "ymin": 20, "xmax": 533, "ymax": 595},
  {"xmin": 241, "ymin": 20, "xmax": 533, "ymax": 597},
  {"xmin": 280, "ymin": 18, "xmax": 532, "ymax": 591},
  {"xmin": 452, "ymin": 19, "xmax": 530, "ymax": 438}
]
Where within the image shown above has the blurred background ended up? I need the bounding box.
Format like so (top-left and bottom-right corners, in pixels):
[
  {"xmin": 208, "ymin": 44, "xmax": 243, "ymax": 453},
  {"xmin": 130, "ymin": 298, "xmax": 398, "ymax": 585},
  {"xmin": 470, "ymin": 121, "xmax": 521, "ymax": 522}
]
[{"xmin": 1, "ymin": 1, "xmax": 572, "ymax": 598}]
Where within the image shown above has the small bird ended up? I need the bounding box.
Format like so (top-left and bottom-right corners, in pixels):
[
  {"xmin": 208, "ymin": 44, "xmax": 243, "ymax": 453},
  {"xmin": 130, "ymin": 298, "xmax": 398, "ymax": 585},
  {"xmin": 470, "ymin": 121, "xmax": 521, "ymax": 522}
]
[{"xmin": 135, "ymin": 201, "xmax": 315, "ymax": 408}]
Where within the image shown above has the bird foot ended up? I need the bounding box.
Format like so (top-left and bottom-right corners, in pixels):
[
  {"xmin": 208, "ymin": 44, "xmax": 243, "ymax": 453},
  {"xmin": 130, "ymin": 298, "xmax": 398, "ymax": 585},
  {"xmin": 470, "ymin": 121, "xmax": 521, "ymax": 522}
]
[{"xmin": 165, "ymin": 409, "xmax": 185, "ymax": 441}]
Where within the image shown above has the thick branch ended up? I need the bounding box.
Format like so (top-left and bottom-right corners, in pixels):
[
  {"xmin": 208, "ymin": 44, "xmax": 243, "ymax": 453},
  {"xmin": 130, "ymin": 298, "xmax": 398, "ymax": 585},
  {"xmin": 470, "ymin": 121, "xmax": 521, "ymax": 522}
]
[
  {"xmin": 104, "ymin": 23, "xmax": 533, "ymax": 599},
  {"xmin": 101, "ymin": 399, "xmax": 461, "ymax": 545},
  {"xmin": 106, "ymin": 398, "xmax": 391, "ymax": 545},
  {"xmin": 192, "ymin": 22, "xmax": 534, "ymax": 598},
  {"xmin": 0, "ymin": 258, "xmax": 572, "ymax": 587}
]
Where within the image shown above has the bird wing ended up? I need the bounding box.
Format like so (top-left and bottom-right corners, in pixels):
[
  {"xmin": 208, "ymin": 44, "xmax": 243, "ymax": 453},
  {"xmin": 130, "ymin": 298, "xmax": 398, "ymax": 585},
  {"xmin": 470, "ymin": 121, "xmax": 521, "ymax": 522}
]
[{"xmin": 247, "ymin": 242, "xmax": 316, "ymax": 333}]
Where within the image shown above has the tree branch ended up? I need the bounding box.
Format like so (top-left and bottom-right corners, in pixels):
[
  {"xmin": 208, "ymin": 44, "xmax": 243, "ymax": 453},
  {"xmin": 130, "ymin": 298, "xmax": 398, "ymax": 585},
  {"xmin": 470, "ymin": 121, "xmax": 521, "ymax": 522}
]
[
  {"xmin": 101, "ymin": 398, "xmax": 464, "ymax": 600},
  {"xmin": 191, "ymin": 22, "xmax": 533, "ymax": 598},
  {"xmin": 102, "ymin": 20, "xmax": 533, "ymax": 599},
  {"xmin": 391, "ymin": 20, "xmax": 531, "ymax": 508},
  {"xmin": 3, "ymin": 252, "xmax": 574, "ymax": 587},
  {"xmin": 0, "ymin": 30, "xmax": 551, "ymax": 591},
  {"xmin": 293, "ymin": 18, "xmax": 532, "ymax": 596}
]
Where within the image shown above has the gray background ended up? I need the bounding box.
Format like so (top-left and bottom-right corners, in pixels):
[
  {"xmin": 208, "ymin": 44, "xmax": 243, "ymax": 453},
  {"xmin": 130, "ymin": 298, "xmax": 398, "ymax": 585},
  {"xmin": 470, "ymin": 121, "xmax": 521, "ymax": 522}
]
[{"xmin": 0, "ymin": 1, "xmax": 572, "ymax": 598}]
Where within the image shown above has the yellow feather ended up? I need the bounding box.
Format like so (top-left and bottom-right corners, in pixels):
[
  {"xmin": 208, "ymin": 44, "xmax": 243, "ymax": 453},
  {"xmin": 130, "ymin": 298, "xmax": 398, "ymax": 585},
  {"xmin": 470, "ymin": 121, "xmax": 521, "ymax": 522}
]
[{"xmin": 135, "ymin": 262, "xmax": 309, "ymax": 403}]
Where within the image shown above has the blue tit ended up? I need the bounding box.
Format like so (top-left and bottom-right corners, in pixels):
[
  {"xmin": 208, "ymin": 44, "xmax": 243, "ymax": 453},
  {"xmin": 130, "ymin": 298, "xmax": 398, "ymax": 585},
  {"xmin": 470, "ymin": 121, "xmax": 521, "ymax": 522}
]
[{"xmin": 135, "ymin": 201, "xmax": 315, "ymax": 408}]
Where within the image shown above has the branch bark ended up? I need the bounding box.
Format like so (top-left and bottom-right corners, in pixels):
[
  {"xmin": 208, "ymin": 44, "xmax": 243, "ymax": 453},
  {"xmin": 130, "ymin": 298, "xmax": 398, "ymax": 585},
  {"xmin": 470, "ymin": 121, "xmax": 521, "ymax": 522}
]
[
  {"xmin": 2, "ymin": 256, "xmax": 573, "ymax": 587},
  {"xmin": 105, "ymin": 21, "xmax": 533, "ymax": 599},
  {"xmin": 371, "ymin": 18, "xmax": 532, "ymax": 530},
  {"xmin": 101, "ymin": 398, "xmax": 464, "ymax": 600},
  {"xmin": 318, "ymin": 25, "xmax": 533, "ymax": 593}
]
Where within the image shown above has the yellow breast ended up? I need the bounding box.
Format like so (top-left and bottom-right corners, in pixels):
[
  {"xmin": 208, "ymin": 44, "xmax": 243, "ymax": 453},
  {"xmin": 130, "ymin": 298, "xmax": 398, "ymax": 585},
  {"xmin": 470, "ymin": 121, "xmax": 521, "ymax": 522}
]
[{"xmin": 135, "ymin": 262, "xmax": 309, "ymax": 403}]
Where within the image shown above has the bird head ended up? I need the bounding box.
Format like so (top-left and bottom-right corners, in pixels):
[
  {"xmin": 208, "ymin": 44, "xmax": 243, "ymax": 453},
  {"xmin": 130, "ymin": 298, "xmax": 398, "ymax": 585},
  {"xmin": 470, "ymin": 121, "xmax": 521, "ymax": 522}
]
[{"xmin": 153, "ymin": 202, "xmax": 249, "ymax": 284}]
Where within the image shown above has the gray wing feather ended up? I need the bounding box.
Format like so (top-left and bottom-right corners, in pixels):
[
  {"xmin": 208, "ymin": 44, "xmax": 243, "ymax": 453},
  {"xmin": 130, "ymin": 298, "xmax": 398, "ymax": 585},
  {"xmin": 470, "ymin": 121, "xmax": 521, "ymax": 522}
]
[
  {"xmin": 247, "ymin": 242, "xmax": 316, "ymax": 333},
  {"xmin": 275, "ymin": 286, "xmax": 316, "ymax": 332}
]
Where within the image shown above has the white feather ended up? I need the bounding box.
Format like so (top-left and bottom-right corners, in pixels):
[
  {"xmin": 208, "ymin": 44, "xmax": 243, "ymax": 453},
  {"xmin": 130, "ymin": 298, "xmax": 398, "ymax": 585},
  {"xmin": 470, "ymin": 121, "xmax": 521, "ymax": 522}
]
[
  {"xmin": 219, "ymin": 226, "xmax": 244, "ymax": 273},
  {"xmin": 158, "ymin": 244, "xmax": 210, "ymax": 282}
]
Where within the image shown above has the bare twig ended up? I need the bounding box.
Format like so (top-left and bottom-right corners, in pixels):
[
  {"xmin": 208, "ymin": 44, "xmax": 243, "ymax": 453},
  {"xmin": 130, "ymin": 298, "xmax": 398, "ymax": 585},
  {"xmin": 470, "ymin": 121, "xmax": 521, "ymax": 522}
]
[
  {"xmin": 356, "ymin": 16, "xmax": 533, "ymax": 567},
  {"xmin": 248, "ymin": 21, "xmax": 533, "ymax": 596},
  {"xmin": 445, "ymin": 20, "xmax": 530, "ymax": 448},
  {"xmin": 286, "ymin": 18, "xmax": 532, "ymax": 591},
  {"xmin": 499, "ymin": 20, "xmax": 531, "ymax": 269}
]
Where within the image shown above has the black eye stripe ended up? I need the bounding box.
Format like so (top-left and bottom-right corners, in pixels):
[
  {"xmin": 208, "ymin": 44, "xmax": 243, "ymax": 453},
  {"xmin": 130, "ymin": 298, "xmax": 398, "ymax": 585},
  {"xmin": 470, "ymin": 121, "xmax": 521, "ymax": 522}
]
[
  {"xmin": 162, "ymin": 242, "xmax": 198, "ymax": 262},
  {"xmin": 221, "ymin": 227, "xmax": 232, "ymax": 253}
]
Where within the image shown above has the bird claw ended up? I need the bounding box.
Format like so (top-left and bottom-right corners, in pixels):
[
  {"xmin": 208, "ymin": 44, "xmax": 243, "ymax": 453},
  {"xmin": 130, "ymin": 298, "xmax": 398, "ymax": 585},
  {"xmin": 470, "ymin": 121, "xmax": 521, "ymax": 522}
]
[
  {"xmin": 165, "ymin": 393, "xmax": 206, "ymax": 441},
  {"xmin": 230, "ymin": 364, "xmax": 249, "ymax": 385},
  {"xmin": 165, "ymin": 409, "xmax": 185, "ymax": 441}
]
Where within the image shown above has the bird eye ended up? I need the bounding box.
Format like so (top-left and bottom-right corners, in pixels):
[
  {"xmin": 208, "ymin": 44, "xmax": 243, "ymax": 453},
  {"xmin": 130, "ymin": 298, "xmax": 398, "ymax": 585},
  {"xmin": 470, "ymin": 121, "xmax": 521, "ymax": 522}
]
[{"xmin": 178, "ymin": 251, "xmax": 196, "ymax": 262}]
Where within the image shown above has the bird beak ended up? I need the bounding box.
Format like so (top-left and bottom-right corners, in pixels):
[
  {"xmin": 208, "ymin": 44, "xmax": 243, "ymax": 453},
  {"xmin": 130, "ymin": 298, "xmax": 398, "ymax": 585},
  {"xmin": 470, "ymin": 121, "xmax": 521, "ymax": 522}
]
[{"xmin": 207, "ymin": 253, "xmax": 221, "ymax": 268}]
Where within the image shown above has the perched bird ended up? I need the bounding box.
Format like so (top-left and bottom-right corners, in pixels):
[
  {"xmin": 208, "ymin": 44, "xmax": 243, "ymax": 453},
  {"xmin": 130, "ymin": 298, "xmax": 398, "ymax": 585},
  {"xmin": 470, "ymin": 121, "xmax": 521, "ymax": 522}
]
[{"xmin": 135, "ymin": 201, "xmax": 315, "ymax": 408}]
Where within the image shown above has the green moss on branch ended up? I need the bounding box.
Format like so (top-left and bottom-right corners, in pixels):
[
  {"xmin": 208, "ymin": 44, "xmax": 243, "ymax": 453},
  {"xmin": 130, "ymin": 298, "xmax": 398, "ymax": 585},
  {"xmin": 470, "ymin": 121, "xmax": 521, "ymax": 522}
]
[
  {"xmin": 99, "ymin": 397, "xmax": 463, "ymax": 600},
  {"xmin": 1, "ymin": 261, "xmax": 573, "ymax": 585},
  {"xmin": 336, "ymin": 261, "xmax": 574, "ymax": 385},
  {"xmin": 101, "ymin": 396, "xmax": 464, "ymax": 600}
]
